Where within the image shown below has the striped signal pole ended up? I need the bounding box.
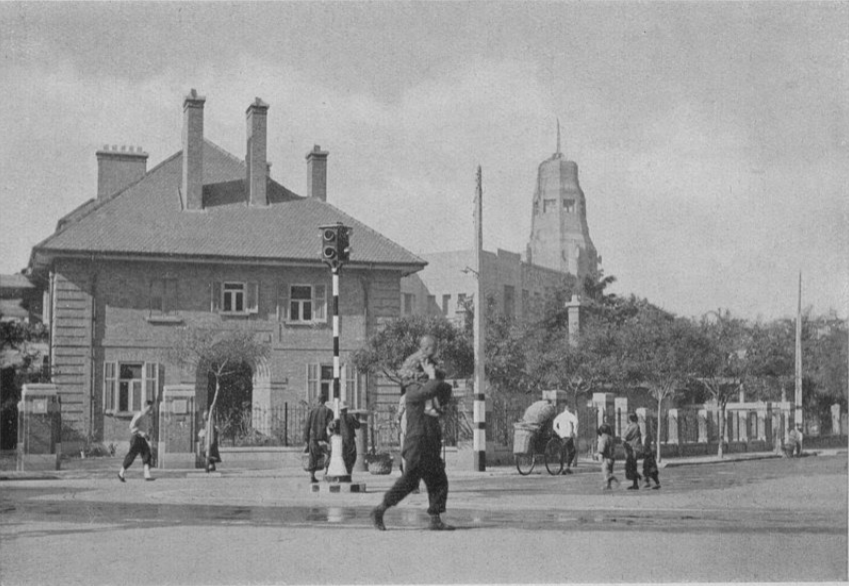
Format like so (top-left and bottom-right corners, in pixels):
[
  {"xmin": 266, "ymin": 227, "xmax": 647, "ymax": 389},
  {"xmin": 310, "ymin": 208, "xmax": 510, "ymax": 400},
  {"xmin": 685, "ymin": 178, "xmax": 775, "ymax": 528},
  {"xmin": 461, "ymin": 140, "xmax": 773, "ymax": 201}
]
[
  {"xmin": 473, "ymin": 166, "xmax": 486, "ymax": 471},
  {"xmin": 320, "ymin": 223, "xmax": 353, "ymax": 483},
  {"xmin": 794, "ymin": 271, "xmax": 803, "ymax": 430}
]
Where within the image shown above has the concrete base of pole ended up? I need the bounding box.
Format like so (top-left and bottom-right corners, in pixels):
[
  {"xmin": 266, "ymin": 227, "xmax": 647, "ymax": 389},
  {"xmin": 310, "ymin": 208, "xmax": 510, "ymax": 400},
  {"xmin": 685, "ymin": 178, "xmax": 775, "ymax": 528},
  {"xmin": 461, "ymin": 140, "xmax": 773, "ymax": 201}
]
[{"xmin": 309, "ymin": 482, "xmax": 367, "ymax": 493}]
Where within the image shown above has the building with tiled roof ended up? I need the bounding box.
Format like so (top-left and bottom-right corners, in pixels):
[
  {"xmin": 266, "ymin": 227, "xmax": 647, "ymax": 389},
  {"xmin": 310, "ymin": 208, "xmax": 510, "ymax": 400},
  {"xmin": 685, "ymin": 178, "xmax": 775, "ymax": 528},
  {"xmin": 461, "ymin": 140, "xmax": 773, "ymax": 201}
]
[{"xmin": 28, "ymin": 90, "xmax": 425, "ymax": 453}]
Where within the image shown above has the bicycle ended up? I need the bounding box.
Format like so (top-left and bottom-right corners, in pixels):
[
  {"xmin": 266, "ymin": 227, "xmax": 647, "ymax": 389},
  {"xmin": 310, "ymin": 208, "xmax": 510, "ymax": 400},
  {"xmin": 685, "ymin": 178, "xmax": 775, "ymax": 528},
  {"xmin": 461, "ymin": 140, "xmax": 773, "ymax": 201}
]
[{"xmin": 513, "ymin": 424, "xmax": 570, "ymax": 476}]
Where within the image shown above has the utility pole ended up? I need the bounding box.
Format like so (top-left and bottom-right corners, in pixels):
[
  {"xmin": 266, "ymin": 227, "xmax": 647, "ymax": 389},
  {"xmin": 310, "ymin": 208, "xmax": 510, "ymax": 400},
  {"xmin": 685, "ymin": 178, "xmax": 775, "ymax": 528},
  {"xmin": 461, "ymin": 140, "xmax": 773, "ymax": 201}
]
[
  {"xmin": 473, "ymin": 166, "xmax": 486, "ymax": 471},
  {"xmin": 795, "ymin": 271, "xmax": 803, "ymax": 429}
]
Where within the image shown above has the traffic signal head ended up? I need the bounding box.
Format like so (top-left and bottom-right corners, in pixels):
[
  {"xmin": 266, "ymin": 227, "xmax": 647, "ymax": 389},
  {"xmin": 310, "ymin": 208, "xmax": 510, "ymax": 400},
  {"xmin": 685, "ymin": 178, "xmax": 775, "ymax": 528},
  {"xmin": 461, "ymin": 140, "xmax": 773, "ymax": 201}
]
[
  {"xmin": 338, "ymin": 228, "xmax": 352, "ymax": 262},
  {"xmin": 321, "ymin": 227, "xmax": 338, "ymax": 262}
]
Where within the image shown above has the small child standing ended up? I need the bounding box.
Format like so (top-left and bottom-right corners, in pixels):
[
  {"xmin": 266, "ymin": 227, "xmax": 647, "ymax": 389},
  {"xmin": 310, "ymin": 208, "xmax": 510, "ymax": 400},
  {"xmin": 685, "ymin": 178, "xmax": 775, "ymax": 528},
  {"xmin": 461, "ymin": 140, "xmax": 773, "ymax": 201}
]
[
  {"xmin": 642, "ymin": 440, "xmax": 661, "ymax": 489},
  {"xmin": 595, "ymin": 424, "xmax": 619, "ymax": 490}
]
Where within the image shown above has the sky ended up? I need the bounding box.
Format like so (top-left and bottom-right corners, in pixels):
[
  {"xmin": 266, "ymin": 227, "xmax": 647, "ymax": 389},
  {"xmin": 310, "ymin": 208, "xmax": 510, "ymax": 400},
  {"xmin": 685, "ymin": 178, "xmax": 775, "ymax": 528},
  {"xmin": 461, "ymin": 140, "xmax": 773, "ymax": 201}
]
[{"xmin": 1, "ymin": 1, "xmax": 847, "ymax": 322}]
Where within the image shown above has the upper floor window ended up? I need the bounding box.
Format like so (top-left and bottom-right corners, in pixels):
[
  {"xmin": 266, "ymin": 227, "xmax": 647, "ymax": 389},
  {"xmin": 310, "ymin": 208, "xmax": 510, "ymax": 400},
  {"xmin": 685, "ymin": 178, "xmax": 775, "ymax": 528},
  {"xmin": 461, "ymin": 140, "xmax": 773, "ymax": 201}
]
[
  {"xmin": 543, "ymin": 199, "xmax": 556, "ymax": 213},
  {"xmin": 149, "ymin": 278, "xmax": 178, "ymax": 315},
  {"xmin": 563, "ymin": 199, "xmax": 576, "ymax": 213},
  {"xmin": 211, "ymin": 281, "xmax": 259, "ymax": 315},
  {"xmin": 442, "ymin": 294, "xmax": 451, "ymax": 315},
  {"xmin": 278, "ymin": 283, "xmax": 326, "ymax": 324}
]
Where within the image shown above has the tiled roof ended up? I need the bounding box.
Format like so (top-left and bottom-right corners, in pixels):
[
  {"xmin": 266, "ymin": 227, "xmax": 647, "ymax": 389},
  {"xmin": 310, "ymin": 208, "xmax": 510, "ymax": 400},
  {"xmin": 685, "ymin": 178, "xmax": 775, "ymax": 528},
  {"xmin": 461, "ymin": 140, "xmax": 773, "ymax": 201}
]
[
  {"xmin": 0, "ymin": 274, "xmax": 35, "ymax": 289},
  {"xmin": 34, "ymin": 141, "xmax": 425, "ymax": 270}
]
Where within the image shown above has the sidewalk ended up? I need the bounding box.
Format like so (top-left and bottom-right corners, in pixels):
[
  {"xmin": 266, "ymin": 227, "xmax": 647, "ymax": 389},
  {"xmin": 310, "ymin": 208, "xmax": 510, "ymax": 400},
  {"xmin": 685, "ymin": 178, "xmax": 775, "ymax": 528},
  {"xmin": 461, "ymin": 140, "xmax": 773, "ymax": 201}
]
[{"xmin": 3, "ymin": 448, "xmax": 843, "ymax": 482}]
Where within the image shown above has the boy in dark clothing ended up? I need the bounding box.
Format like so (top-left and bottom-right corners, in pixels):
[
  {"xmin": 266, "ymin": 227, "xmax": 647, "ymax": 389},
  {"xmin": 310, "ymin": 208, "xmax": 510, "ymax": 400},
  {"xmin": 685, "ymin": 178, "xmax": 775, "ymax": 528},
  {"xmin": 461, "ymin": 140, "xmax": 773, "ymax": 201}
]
[
  {"xmin": 642, "ymin": 434, "xmax": 661, "ymax": 489},
  {"xmin": 622, "ymin": 413, "xmax": 643, "ymax": 490},
  {"xmin": 304, "ymin": 393, "xmax": 333, "ymax": 483},
  {"xmin": 338, "ymin": 402, "xmax": 360, "ymax": 475}
]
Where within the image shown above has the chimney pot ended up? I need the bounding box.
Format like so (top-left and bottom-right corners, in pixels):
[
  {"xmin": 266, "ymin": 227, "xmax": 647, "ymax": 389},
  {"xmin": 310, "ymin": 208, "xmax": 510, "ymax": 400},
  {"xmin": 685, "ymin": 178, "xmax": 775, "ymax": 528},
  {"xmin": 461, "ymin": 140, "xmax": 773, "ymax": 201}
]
[
  {"xmin": 96, "ymin": 144, "xmax": 148, "ymax": 200},
  {"xmin": 306, "ymin": 145, "xmax": 329, "ymax": 201},
  {"xmin": 246, "ymin": 98, "xmax": 270, "ymax": 206},
  {"xmin": 181, "ymin": 89, "xmax": 206, "ymax": 210}
]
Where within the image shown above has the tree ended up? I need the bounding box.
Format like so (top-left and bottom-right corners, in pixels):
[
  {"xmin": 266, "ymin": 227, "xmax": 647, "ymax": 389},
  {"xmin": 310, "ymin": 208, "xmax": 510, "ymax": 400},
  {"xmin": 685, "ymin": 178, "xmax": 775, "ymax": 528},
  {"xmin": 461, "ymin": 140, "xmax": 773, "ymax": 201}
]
[
  {"xmin": 617, "ymin": 306, "xmax": 708, "ymax": 462},
  {"xmin": 695, "ymin": 310, "xmax": 751, "ymax": 458},
  {"xmin": 1, "ymin": 315, "xmax": 50, "ymax": 449},
  {"xmin": 168, "ymin": 326, "xmax": 270, "ymax": 468},
  {"xmin": 351, "ymin": 314, "xmax": 473, "ymax": 385}
]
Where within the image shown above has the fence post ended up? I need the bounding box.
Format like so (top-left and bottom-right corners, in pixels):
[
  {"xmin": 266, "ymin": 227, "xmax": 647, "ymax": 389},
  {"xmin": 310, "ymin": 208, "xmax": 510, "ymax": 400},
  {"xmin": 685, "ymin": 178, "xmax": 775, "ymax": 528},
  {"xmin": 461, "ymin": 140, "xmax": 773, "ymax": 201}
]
[{"xmin": 283, "ymin": 403, "xmax": 289, "ymax": 447}]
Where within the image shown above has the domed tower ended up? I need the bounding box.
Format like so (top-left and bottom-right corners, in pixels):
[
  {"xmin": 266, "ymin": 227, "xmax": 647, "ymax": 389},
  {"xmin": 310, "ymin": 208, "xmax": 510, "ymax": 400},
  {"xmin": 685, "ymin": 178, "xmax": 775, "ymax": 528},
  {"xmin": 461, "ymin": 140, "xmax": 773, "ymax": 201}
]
[{"xmin": 526, "ymin": 121, "xmax": 599, "ymax": 280}]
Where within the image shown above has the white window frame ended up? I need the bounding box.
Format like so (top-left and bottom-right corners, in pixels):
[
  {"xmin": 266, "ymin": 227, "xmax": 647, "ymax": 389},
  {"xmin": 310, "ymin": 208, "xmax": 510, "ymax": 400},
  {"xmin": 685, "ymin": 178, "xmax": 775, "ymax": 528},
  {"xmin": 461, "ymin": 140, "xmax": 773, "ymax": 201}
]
[
  {"xmin": 103, "ymin": 361, "xmax": 160, "ymax": 415},
  {"xmin": 217, "ymin": 281, "xmax": 258, "ymax": 315},
  {"xmin": 306, "ymin": 362, "xmax": 358, "ymax": 407},
  {"xmin": 285, "ymin": 284, "xmax": 326, "ymax": 324}
]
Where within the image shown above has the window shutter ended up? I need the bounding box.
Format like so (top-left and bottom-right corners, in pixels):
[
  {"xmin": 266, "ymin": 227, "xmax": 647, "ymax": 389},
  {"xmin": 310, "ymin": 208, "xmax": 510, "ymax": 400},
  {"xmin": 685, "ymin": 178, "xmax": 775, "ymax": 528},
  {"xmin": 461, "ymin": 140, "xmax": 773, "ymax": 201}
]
[
  {"xmin": 277, "ymin": 281, "xmax": 289, "ymax": 322},
  {"xmin": 313, "ymin": 284, "xmax": 327, "ymax": 321},
  {"xmin": 103, "ymin": 362, "xmax": 117, "ymax": 412},
  {"xmin": 211, "ymin": 281, "xmax": 221, "ymax": 312},
  {"xmin": 306, "ymin": 363, "xmax": 319, "ymax": 403},
  {"xmin": 247, "ymin": 281, "xmax": 259, "ymax": 314},
  {"xmin": 144, "ymin": 363, "xmax": 159, "ymax": 403}
]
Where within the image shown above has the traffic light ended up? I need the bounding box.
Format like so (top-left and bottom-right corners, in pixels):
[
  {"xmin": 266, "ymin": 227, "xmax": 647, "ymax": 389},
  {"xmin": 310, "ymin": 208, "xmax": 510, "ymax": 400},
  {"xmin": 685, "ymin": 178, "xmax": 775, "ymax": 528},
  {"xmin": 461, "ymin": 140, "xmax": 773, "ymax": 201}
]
[
  {"xmin": 338, "ymin": 227, "xmax": 351, "ymax": 262},
  {"xmin": 321, "ymin": 227, "xmax": 338, "ymax": 262}
]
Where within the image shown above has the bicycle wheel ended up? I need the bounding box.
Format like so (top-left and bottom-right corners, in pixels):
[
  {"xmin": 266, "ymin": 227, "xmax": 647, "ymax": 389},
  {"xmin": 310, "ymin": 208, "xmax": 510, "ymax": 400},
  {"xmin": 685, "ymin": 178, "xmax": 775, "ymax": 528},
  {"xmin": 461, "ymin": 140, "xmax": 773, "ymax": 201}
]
[
  {"xmin": 544, "ymin": 438, "xmax": 564, "ymax": 475},
  {"xmin": 515, "ymin": 453, "xmax": 536, "ymax": 475}
]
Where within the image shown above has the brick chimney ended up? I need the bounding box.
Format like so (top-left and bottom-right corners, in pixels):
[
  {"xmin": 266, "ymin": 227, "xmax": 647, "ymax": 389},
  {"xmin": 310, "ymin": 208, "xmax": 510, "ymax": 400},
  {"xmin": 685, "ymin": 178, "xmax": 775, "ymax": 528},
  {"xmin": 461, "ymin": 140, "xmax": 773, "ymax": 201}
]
[
  {"xmin": 181, "ymin": 89, "xmax": 205, "ymax": 211},
  {"xmin": 96, "ymin": 145, "xmax": 148, "ymax": 200},
  {"xmin": 246, "ymin": 98, "xmax": 269, "ymax": 206},
  {"xmin": 306, "ymin": 145, "xmax": 328, "ymax": 201}
]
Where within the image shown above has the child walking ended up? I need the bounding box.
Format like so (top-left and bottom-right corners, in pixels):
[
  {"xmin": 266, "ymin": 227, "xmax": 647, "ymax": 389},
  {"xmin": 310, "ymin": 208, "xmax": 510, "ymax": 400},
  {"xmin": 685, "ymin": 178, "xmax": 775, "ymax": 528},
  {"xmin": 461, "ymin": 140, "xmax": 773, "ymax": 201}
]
[
  {"xmin": 642, "ymin": 439, "xmax": 661, "ymax": 489},
  {"xmin": 595, "ymin": 423, "xmax": 619, "ymax": 490}
]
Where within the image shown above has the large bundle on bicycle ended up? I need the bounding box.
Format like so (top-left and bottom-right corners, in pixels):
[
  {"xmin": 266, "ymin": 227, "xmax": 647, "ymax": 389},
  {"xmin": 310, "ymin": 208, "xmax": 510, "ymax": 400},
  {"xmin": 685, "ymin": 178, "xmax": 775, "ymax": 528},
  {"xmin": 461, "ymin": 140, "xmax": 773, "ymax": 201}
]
[
  {"xmin": 512, "ymin": 422, "xmax": 539, "ymax": 454},
  {"xmin": 512, "ymin": 400, "xmax": 557, "ymax": 455}
]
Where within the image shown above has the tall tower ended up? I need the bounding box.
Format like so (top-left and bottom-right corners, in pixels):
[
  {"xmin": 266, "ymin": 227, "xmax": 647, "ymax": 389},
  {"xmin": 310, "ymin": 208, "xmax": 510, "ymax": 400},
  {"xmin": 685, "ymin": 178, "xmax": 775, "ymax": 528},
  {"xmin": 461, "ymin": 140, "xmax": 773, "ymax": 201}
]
[{"xmin": 526, "ymin": 121, "xmax": 599, "ymax": 280}]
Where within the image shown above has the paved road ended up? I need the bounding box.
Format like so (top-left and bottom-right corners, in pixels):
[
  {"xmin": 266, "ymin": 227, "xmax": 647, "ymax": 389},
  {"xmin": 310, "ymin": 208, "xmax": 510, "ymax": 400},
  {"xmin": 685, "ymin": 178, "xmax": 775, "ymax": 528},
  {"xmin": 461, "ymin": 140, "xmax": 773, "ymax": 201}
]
[{"xmin": 1, "ymin": 454, "xmax": 846, "ymax": 584}]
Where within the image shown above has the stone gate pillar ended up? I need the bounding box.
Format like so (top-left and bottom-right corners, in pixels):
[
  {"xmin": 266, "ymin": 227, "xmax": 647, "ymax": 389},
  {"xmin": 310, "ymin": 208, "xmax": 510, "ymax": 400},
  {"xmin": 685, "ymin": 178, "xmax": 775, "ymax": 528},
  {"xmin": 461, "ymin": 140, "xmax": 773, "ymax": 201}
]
[
  {"xmin": 667, "ymin": 409, "xmax": 680, "ymax": 445},
  {"xmin": 832, "ymin": 404, "xmax": 842, "ymax": 436},
  {"xmin": 697, "ymin": 409, "xmax": 708, "ymax": 443},
  {"xmin": 17, "ymin": 384, "xmax": 62, "ymax": 471}
]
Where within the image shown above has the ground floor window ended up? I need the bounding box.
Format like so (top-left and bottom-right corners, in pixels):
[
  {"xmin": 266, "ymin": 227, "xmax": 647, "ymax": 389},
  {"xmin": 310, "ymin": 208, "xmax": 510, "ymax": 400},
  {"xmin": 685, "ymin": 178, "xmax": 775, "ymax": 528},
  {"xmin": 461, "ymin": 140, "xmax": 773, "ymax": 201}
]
[
  {"xmin": 103, "ymin": 362, "xmax": 160, "ymax": 414},
  {"xmin": 306, "ymin": 363, "xmax": 359, "ymax": 407}
]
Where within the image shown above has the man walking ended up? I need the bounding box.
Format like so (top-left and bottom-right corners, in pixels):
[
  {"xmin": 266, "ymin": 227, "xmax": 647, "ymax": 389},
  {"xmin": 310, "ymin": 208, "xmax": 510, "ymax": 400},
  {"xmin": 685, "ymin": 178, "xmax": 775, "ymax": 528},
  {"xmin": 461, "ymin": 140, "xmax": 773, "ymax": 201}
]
[
  {"xmin": 117, "ymin": 400, "xmax": 155, "ymax": 482},
  {"xmin": 304, "ymin": 392, "xmax": 333, "ymax": 483},
  {"xmin": 552, "ymin": 403, "xmax": 579, "ymax": 473},
  {"xmin": 371, "ymin": 342, "xmax": 454, "ymax": 531}
]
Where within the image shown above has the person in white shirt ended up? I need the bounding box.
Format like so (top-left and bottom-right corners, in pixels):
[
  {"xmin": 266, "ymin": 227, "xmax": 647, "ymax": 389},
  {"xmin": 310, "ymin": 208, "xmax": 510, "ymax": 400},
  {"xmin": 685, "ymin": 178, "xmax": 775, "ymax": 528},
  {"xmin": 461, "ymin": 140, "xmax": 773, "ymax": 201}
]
[
  {"xmin": 552, "ymin": 403, "xmax": 579, "ymax": 474},
  {"xmin": 117, "ymin": 400, "xmax": 154, "ymax": 482}
]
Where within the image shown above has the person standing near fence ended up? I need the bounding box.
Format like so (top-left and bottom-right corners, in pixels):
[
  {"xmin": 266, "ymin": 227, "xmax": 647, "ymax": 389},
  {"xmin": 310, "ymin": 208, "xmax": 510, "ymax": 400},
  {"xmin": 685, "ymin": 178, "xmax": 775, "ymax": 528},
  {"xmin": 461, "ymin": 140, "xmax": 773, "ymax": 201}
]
[
  {"xmin": 304, "ymin": 392, "xmax": 333, "ymax": 483},
  {"xmin": 372, "ymin": 350, "xmax": 454, "ymax": 531},
  {"xmin": 117, "ymin": 400, "xmax": 154, "ymax": 482},
  {"xmin": 198, "ymin": 409, "xmax": 221, "ymax": 473},
  {"xmin": 338, "ymin": 401, "xmax": 360, "ymax": 475},
  {"xmin": 622, "ymin": 413, "xmax": 643, "ymax": 490},
  {"xmin": 553, "ymin": 403, "xmax": 579, "ymax": 474}
]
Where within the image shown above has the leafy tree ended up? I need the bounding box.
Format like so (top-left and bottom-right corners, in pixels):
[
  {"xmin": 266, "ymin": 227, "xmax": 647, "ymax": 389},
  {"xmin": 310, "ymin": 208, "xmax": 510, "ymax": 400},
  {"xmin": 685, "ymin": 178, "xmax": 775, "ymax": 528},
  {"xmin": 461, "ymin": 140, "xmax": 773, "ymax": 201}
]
[
  {"xmin": 695, "ymin": 310, "xmax": 752, "ymax": 458},
  {"xmin": 351, "ymin": 314, "xmax": 473, "ymax": 385},
  {"xmin": 1, "ymin": 315, "xmax": 50, "ymax": 449},
  {"xmin": 801, "ymin": 312, "xmax": 848, "ymax": 429},
  {"xmin": 617, "ymin": 306, "xmax": 707, "ymax": 461},
  {"xmin": 168, "ymin": 326, "xmax": 270, "ymax": 465}
]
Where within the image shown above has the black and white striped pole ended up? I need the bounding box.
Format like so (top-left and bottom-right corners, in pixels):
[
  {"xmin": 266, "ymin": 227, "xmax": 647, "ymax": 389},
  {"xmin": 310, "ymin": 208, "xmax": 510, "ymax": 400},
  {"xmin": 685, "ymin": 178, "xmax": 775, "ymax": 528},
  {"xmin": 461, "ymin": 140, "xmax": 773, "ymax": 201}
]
[
  {"xmin": 320, "ymin": 223, "xmax": 354, "ymax": 484},
  {"xmin": 473, "ymin": 166, "xmax": 487, "ymax": 471}
]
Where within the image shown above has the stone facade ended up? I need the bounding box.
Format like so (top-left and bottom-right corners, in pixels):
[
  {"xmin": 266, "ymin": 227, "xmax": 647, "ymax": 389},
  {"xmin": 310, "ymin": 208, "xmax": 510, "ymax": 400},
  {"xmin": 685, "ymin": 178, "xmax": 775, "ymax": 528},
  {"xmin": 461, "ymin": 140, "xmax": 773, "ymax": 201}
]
[{"xmin": 46, "ymin": 257, "xmax": 403, "ymax": 447}]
